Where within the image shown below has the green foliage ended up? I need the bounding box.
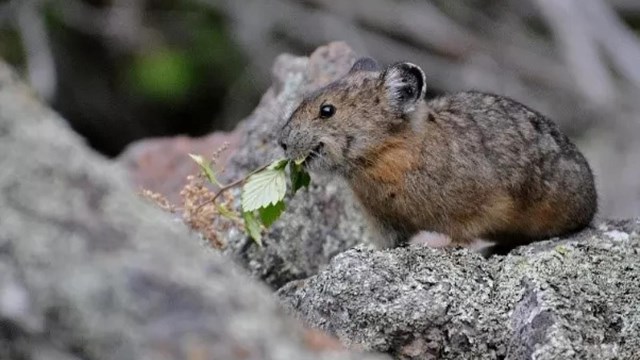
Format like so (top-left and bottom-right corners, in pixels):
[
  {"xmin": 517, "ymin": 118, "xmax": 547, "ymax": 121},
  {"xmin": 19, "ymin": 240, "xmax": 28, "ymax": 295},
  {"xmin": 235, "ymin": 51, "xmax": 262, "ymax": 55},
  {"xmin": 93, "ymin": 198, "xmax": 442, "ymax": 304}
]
[
  {"xmin": 188, "ymin": 153, "xmax": 219, "ymax": 185},
  {"xmin": 289, "ymin": 161, "xmax": 311, "ymax": 194},
  {"xmin": 216, "ymin": 203, "xmax": 237, "ymax": 220},
  {"xmin": 130, "ymin": 48, "xmax": 195, "ymax": 101},
  {"xmin": 242, "ymin": 211, "xmax": 262, "ymax": 246},
  {"xmin": 259, "ymin": 201, "xmax": 286, "ymax": 228},
  {"xmin": 189, "ymin": 155, "xmax": 311, "ymax": 245},
  {"xmin": 0, "ymin": 30, "xmax": 25, "ymax": 67},
  {"xmin": 241, "ymin": 162, "xmax": 288, "ymax": 212}
]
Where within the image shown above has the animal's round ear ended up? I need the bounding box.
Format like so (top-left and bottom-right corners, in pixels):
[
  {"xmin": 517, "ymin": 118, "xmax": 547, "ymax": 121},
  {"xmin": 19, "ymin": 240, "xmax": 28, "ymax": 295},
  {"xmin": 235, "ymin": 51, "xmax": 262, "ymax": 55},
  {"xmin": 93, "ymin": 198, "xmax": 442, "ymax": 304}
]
[
  {"xmin": 349, "ymin": 57, "xmax": 380, "ymax": 73},
  {"xmin": 382, "ymin": 62, "xmax": 427, "ymax": 113}
]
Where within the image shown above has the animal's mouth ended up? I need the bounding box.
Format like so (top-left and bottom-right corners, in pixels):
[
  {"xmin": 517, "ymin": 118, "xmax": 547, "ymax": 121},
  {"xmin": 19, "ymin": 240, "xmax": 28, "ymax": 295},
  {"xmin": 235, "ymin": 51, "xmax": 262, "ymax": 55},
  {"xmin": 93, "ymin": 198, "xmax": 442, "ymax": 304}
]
[{"xmin": 304, "ymin": 142, "xmax": 324, "ymax": 166}]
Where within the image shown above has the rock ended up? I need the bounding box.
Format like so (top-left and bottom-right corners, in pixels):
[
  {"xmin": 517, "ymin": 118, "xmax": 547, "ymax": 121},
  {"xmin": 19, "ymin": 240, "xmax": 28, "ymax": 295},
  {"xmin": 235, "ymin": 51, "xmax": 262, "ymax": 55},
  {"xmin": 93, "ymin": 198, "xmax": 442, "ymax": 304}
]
[
  {"xmin": 279, "ymin": 221, "xmax": 640, "ymax": 359},
  {"xmin": 120, "ymin": 130, "xmax": 242, "ymax": 202},
  {"xmin": 220, "ymin": 42, "xmax": 373, "ymax": 288},
  {"xmin": 0, "ymin": 60, "xmax": 387, "ymax": 360}
]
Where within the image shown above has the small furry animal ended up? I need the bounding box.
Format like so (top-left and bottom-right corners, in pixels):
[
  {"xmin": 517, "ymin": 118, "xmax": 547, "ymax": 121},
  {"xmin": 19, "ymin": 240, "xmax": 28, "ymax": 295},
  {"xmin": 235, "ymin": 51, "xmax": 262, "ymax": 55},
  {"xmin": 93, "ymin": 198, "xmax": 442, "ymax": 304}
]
[{"xmin": 278, "ymin": 57, "xmax": 597, "ymax": 251}]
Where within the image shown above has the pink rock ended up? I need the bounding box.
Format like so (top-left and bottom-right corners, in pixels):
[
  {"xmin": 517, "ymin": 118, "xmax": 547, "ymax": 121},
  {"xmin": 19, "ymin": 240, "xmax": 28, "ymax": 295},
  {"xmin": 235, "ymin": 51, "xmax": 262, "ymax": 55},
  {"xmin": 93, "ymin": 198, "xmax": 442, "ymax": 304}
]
[{"xmin": 119, "ymin": 129, "xmax": 241, "ymax": 202}]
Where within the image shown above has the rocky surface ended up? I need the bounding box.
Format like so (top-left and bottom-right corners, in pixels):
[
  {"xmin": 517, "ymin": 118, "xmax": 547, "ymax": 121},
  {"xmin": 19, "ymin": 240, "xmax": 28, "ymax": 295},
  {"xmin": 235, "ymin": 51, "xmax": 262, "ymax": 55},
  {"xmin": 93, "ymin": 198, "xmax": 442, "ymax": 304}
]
[
  {"xmin": 279, "ymin": 221, "xmax": 640, "ymax": 359},
  {"xmin": 0, "ymin": 60, "xmax": 386, "ymax": 360}
]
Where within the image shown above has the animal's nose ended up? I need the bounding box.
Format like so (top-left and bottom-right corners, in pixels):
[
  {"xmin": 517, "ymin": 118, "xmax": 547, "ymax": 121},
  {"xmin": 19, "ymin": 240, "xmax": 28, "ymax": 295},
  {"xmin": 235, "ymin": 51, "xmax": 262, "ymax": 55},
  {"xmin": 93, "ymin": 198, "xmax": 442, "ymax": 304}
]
[{"xmin": 278, "ymin": 124, "xmax": 291, "ymax": 152}]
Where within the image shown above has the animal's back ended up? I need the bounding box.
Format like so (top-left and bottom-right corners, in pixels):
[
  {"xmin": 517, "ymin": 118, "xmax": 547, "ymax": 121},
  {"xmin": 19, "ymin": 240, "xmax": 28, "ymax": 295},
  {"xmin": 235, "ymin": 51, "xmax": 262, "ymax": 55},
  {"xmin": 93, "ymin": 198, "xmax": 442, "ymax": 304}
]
[{"xmin": 426, "ymin": 91, "xmax": 597, "ymax": 244}]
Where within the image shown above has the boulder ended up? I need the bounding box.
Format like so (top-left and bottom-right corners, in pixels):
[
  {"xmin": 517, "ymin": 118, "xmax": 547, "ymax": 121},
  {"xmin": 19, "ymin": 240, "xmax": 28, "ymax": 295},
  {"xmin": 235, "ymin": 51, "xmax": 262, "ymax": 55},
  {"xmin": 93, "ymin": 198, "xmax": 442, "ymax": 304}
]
[
  {"xmin": 279, "ymin": 222, "xmax": 640, "ymax": 359},
  {"xmin": 0, "ymin": 60, "xmax": 386, "ymax": 360}
]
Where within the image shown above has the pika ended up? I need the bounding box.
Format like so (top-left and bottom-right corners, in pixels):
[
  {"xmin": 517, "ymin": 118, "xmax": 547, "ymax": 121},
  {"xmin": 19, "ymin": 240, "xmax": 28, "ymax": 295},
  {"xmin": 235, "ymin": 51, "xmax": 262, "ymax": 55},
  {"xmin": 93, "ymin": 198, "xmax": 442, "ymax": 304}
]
[{"xmin": 279, "ymin": 57, "xmax": 597, "ymax": 251}]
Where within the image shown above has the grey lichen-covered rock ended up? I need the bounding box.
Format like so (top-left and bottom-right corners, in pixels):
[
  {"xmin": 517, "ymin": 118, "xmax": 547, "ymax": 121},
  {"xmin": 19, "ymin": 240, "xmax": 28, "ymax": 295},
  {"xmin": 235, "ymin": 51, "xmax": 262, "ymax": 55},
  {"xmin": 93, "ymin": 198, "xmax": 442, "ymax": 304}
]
[
  {"xmin": 221, "ymin": 42, "xmax": 372, "ymax": 288},
  {"xmin": 279, "ymin": 222, "xmax": 640, "ymax": 359},
  {"xmin": 0, "ymin": 61, "xmax": 387, "ymax": 360}
]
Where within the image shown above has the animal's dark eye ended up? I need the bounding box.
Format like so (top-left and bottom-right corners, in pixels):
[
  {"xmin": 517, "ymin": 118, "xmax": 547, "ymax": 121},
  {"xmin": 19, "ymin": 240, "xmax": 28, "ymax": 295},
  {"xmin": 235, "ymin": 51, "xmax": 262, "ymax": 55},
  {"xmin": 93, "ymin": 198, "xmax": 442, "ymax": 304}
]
[{"xmin": 319, "ymin": 104, "xmax": 336, "ymax": 119}]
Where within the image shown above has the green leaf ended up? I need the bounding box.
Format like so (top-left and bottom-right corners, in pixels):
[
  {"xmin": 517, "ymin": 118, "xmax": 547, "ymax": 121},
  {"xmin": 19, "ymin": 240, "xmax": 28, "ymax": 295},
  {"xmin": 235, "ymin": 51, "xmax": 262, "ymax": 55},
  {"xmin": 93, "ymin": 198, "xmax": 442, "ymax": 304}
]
[
  {"xmin": 268, "ymin": 158, "xmax": 289, "ymax": 171},
  {"xmin": 188, "ymin": 153, "xmax": 219, "ymax": 185},
  {"xmin": 188, "ymin": 153, "xmax": 205, "ymax": 165},
  {"xmin": 241, "ymin": 165, "xmax": 287, "ymax": 212},
  {"xmin": 259, "ymin": 201, "xmax": 285, "ymax": 227},
  {"xmin": 289, "ymin": 161, "xmax": 311, "ymax": 194},
  {"xmin": 216, "ymin": 204, "xmax": 238, "ymax": 220},
  {"xmin": 243, "ymin": 211, "xmax": 262, "ymax": 246}
]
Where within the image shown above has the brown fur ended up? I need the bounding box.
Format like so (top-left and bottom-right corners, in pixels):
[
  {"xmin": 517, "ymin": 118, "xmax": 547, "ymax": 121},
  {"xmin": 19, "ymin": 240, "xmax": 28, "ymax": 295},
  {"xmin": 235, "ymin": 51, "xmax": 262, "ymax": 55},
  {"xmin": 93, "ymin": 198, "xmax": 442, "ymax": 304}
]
[
  {"xmin": 279, "ymin": 59, "xmax": 597, "ymax": 250},
  {"xmin": 363, "ymin": 136, "xmax": 420, "ymax": 184}
]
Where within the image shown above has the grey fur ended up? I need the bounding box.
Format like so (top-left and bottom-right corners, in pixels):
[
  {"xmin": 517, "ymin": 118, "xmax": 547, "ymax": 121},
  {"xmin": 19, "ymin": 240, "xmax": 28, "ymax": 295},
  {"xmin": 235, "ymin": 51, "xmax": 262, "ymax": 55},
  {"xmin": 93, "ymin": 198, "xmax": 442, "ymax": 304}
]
[{"xmin": 350, "ymin": 57, "xmax": 380, "ymax": 72}]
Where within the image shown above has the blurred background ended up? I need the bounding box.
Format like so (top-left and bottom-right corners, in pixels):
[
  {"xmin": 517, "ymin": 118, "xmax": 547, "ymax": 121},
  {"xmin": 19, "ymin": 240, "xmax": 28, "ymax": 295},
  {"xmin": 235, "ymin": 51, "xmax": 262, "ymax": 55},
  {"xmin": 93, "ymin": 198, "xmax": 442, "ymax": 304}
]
[{"xmin": 1, "ymin": 0, "xmax": 639, "ymax": 218}]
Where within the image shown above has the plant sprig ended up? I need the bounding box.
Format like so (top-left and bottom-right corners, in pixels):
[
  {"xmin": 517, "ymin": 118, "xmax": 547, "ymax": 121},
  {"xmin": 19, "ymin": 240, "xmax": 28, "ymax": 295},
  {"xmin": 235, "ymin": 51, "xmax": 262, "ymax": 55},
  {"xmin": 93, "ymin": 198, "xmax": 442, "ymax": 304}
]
[{"xmin": 188, "ymin": 154, "xmax": 310, "ymax": 245}]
